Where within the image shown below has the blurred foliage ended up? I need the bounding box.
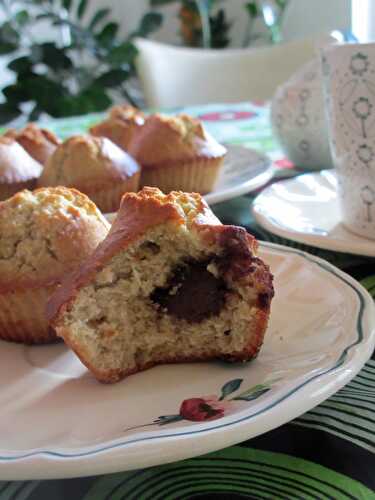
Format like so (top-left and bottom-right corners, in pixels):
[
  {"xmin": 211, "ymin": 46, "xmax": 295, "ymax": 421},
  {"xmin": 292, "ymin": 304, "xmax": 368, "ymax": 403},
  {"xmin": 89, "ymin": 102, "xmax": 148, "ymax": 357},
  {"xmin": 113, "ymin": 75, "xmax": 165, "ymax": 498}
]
[
  {"xmin": 150, "ymin": 0, "xmax": 289, "ymax": 49},
  {"xmin": 0, "ymin": 0, "xmax": 162, "ymax": 125}
]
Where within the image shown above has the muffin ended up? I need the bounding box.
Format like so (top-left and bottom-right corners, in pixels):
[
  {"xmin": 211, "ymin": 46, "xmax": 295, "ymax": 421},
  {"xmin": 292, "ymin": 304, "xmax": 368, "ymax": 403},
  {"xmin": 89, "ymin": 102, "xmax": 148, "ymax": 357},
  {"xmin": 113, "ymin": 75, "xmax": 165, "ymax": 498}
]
[
  {"xmin": 127, "ymin": 113, "xmax": 226, "ymax": 194},
  {"xmin": 38, "ymin": 134, "xmax": 140, "ymax": 213},
  {"xmin": 90, "ymin": 105, "xmax": 145, "ymax": 151},
  {"xmin": 48, "ymin": 187, "xmax": 274, "ymax": 383},
  {"xmin": 0, "ymin": 136, "xmax": 42, "ymax": 201},
  {"xmin": 4, "ymin": 123, "xmax": 61, "ymax": 165},
  {"xmin": 0, "ymin": 187, "xmax": 110, "ymax": 344}
]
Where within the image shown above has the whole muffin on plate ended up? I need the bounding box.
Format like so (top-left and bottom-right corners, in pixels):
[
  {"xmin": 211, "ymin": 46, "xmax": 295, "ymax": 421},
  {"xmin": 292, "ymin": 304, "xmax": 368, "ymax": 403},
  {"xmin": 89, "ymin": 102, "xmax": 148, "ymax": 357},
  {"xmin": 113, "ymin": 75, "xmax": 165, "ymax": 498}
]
[
  {"xmin": 90, "ymin": 105, "xmax": 145, "ymax": 151},
  {"xmin": 38, "ymin": 134, "xmax": 140, "ymax": 213},
  {"xmin": 127, "ymin": 113, "xmax": 226, "ymax": 194},
  {"xmin": 4, "ymin": 123, "xmax": 61, "ymax": 165},
  {"xmin": 48, "ymin": 187, "xmax": 273, "ymax": 383},
  {"xmin": 0, "ymin": 187, "xmax": 110, "ymax": 344},
  {"xmin": 0, "ymin": 136, "xmax": 42, "ymax": 201}
]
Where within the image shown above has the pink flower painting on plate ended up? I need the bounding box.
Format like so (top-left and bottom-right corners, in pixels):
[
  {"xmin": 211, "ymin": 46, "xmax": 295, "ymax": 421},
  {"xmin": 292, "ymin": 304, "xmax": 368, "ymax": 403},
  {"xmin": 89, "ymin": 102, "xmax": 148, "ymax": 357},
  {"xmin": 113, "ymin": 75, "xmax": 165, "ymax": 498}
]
[{"xmin": 124, "ymin": 378, "xmax": 279, "ymax": 431}]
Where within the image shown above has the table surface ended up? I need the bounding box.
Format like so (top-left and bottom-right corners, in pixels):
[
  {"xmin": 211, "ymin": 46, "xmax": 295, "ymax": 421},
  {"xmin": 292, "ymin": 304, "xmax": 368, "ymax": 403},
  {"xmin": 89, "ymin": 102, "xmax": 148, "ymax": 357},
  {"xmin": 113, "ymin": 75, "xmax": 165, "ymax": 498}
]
[{"xmin": 1, "ymin": 102, "xmax": 374, "ymax": 500}]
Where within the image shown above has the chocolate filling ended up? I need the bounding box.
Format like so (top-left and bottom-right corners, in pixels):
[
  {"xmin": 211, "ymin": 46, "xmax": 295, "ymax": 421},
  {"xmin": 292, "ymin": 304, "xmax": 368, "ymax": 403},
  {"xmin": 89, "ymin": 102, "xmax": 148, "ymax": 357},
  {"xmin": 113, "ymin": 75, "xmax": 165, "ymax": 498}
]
[{"xmin": 151, "ymin": 260, "xmax": 227, "ymax": 323}]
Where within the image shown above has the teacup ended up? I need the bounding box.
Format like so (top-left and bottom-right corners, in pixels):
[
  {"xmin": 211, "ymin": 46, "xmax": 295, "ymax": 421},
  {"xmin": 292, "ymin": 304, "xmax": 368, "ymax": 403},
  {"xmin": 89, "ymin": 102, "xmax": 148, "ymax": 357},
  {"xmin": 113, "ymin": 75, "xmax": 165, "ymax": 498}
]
[{"xmin": 321, "ymin": 42, "xmax": 375, "ymax": 240}]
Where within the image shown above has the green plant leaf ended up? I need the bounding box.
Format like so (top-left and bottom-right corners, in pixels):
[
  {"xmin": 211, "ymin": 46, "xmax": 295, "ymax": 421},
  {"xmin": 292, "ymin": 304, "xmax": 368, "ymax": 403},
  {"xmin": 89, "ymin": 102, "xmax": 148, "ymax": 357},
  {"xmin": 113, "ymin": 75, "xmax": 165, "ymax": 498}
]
[
  {"xmin": 75, "ymin": 85, "xmax": 112, "ymax": 114},
  {"xmin": 7, "ymin": 56, "xmax": 33, "ymax": 74},
  {"xmin": 15, "ymin": 10, "xmax": 30, "ymax": 26},
  {"xmin": 107, "ymin": 41, "xmax": 138, "ymax": 66},
  {"xmin": 0, "ymin": 22, "xmax": 20, "ymax": 52},
  {"xmin": 23, "ymin": 74, "xmax": 68, "ymax": 116},
  {"xmin": 28, "ymin": 104, "xmax": 42, "ymax": 122},
  {"xmin": 245, "ymin": 1, "xmax": 258, "ymax": 18},
  {"xmin": 77, "ymin": 0, "xmax": 88, "ymax": 19},
  {"xmin": 96, "ymin": 22, "xmax": 119, "ymax": 47},
  {"xmin": 89, "ymin": 8, "xmax": 110, "ymax": 30},
  {"xmin": 0, "ymin": 103, "xmax": 21, "ymax": 126},
  {"xmin": 219, "ymin": 378, "xmax": 243, "ymax": 400},
  {"xmin": 31, "ymin": 43, "xmax": 73, "ymax": 70},
  {"xmin": 275, "ymin": 0, "xmax": 288, "ymax": 9},
  {"xmin": 0, "ymin": 22, "xmax": 20, "ymax": 44},
  {"xmin": 136, "ymin": 12, "xmax": 163, "ymax": 37},
  {"xmin": 2, "ymin": 82, "xmax": 30, "ymax": 103},
  {"xmin": 94, "ymin": 68, "xmax": 130, "ymax": 87},
  {"xmin": 0, "ymin": 42, "xmax": 17, "ymax": 54},
  {"xmin": 62, "ymin": 0, "xmax": 73, "ymax": 11}
]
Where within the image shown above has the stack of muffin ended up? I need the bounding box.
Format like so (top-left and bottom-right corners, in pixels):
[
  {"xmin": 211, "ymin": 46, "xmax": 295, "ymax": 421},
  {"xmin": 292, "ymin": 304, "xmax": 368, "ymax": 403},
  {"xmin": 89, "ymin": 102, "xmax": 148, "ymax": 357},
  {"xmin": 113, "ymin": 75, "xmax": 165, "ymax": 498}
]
[
  {"xmin": 0, "ymin": 106, "xmax": 232, "ymax": 350},
  {"xmin": 1, "ymin": 105, "xmax": 227, "ymax": 214},
  {"xmin": 0, "ymin": 107, "xmax": 275, "ymax": 387}
]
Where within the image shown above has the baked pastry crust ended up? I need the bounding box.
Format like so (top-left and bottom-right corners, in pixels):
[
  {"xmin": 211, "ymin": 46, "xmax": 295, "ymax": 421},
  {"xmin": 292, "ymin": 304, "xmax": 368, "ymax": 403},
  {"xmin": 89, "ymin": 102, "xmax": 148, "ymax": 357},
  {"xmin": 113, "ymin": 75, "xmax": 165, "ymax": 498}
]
[
  {"xmin": 90, "ymin": 105, "xmax": 145, "ymax": 151},
  {"xmin": 49, "ymin": 187, "xmax": 274, "ymax": 383},
  {"xmin": 0, "ymin": 136, "xmax": 42, "ymax": 201},
  {"xmin": 4, "ymin": 123, "xmax": 60, "ymax": 165},
  {"xmin": 128, "ymin": 114, "xmax": 226, "ymax": 193},
  {"xmin": 0, "ymin": 186, "xmax": 110, "ymax": 343},
  {"xmin": 38, "ymin": 134, "xmax": 140, "ymax": 213}
]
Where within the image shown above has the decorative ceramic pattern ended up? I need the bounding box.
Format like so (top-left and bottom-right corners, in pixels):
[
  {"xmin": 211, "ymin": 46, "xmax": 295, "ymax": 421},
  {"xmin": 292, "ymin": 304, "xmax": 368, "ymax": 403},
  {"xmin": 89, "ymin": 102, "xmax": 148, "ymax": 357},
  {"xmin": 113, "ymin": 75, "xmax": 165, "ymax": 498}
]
[
  {"xmin": 124, "ymin": 378, "xmax": 279, "ymax": 431},
  {"xmin": 322, "ymin": 43, "xmax": 375, "ymax": 240},
  {"xmin": 271, "ymin": 58, "xmax": 333, "ymax": 170}
]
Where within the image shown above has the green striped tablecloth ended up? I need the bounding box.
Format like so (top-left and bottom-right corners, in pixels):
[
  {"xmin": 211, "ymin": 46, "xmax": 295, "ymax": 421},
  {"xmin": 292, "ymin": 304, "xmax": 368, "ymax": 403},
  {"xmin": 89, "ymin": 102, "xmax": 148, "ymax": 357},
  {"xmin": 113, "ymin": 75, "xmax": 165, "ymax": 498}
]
[{"xmin": 1, "ymin": 102, "xmax": 374, "ymax": 500}]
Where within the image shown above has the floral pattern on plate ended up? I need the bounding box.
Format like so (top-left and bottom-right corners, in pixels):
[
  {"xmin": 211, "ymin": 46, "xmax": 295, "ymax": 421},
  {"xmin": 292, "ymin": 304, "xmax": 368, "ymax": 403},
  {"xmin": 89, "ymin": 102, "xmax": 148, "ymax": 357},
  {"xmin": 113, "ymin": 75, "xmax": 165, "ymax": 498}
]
[{"xmin": 124, "ymin": 378, "xmax": 279, "ymax": 431}]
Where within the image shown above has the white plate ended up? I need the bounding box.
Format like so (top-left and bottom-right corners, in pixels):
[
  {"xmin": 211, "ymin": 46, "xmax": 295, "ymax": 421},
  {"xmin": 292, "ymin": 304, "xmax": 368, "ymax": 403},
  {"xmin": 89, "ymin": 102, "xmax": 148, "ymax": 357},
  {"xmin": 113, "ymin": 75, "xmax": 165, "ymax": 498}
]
[
  {"xmin": 0, "ymin": 243, "xmax": 374, "ymax": 480},
  {"xmin": 204, "ymin": 145, "xmax": 273, "ymax": 205},
  {"xmin": 253, "ymin": 170, "xmax": 375, "ymax": 257}
]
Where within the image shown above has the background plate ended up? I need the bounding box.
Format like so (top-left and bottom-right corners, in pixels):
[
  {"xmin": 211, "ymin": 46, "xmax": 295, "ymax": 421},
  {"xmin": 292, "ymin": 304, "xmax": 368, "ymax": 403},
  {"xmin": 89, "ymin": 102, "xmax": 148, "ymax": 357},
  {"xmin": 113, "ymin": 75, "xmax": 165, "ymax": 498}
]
[
  {"xmin": 204, "ymin": 144, "xmax": 273, "ymax": 205},
  {"xmin": 0, "ymin": 243, "xmax": 373, "ymax": 480},
  {"xmin": 253, "ymin": 170, "xmax": 375, "ymax": 257}
]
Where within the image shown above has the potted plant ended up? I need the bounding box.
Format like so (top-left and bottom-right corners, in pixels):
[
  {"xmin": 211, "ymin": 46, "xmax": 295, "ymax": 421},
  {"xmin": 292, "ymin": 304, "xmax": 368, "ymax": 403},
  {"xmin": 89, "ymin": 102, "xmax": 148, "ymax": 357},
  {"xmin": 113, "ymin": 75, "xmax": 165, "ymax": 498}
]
[
  {"xmin": 151, "ymin": 0, "xmax": 289, "ymax": 48},
  {"xmin": 134, "ymin": 0, "xmax": 324, "ymax": 108},
  {"xmin": 0, "ymin": 0, "xmax": 162, "ymax": 125}
]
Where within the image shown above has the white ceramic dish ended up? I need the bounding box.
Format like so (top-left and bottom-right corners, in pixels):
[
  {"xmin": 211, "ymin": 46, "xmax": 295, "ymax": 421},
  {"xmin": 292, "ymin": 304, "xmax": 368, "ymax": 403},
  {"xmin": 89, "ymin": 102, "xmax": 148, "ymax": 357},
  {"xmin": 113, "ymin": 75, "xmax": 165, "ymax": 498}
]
[
  {"xmin": 0, "ymin": 242, "xmax": 374, "ymax": 480},
  {"xmin": 253, "ymin": 170, "xmax": 375, "ymax": 257},
  {"xmin": 204, "ymin": 144, "xmax": 273, "ymax": 205}
]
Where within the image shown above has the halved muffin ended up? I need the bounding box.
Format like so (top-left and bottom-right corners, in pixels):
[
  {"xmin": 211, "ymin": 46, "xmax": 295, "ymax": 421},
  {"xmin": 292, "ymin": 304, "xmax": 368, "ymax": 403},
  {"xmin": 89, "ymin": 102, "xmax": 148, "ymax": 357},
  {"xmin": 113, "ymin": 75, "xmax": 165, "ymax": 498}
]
[
  {"xmin": 90, "ymin": 105, "xmax": 145, "ymax": 151},
  {"xmin": 48, "ymin": 187, "xmax": 274, "ymax": 383},
  {"xmin": 38, "ymin": 134, "xmax": 140, "ymax": 213},
  {"xmin": 0, "ymin": 136, "xmax": 42, "ymax": 201},
  {"xmin": 4, "ymin": 123, "xmax": 61, "ymax": 165},
  {"xmin": 127, "ymin": 113, "xmax": 226, "ymax": 194},
  {"xmin": 0, "ymin": 187, "xmax": 109, "ymax": 344}
]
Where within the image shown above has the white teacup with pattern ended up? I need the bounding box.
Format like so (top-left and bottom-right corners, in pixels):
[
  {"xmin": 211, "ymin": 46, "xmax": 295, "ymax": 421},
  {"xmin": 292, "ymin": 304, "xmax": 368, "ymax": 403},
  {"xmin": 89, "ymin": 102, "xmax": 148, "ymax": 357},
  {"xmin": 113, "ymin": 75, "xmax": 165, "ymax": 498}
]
[{"xmin": 321, "ymin": 42, "xmax": 375, "ymax": 240}]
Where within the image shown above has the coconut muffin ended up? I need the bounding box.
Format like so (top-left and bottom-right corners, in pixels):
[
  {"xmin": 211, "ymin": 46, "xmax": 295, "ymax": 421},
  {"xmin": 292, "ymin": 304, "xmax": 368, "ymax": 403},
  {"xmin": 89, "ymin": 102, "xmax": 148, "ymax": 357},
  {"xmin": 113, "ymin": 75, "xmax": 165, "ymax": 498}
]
[
  {"xmin": 0, "ymin": 136, "xmax": 42, "ymax": 201},
  {"xmin": 4, "ymin": 123, "xmax": 61, "ymax": 165},
  {"xmin": 127, "ymin": 113, "xmax": 226, "ymax": 194},
  {"xmin": 0, "ymin": 187, "xmax": 110, "ymax": 344},
  {"xmin": 38, "ymin": 134, "xmax": 140, "ymax": 213},
  {"xmin": 90, "ymin": 105, "xmax": 145, "ymax": 151},
  {"xmin": 48, "ymin": 187, "xmax": 274, "ymax": 383}
]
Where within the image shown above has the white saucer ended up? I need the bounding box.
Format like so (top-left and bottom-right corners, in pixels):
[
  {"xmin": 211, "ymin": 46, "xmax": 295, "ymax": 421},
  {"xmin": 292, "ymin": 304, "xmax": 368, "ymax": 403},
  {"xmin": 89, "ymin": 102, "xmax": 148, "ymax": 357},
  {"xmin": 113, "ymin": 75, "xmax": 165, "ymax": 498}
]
[{"xmin": 253, "ymin": 170, "xmax": 375, "ymax": 257}]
